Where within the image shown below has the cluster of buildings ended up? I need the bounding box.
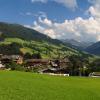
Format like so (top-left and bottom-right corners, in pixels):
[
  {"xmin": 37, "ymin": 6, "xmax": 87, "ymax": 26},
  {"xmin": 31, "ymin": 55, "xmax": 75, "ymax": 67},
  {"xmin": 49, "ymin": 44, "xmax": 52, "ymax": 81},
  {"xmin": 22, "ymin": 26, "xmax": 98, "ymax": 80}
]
[
  {"xmin": 25, "ymin": 57, "xmax": 70, "ymax": 75},
  {"xmin": 0, "ymin": 54, "xmax": 70, "ymax": 75},
  {"xmin": 0, "ymin": 54, "xmax": 100, "ymax": 77}
]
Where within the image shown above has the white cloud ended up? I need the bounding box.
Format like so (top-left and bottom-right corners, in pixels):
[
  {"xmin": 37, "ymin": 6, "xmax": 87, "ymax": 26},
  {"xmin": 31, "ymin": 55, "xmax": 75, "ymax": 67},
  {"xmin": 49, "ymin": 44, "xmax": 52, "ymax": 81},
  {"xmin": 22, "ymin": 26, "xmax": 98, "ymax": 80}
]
[
  {"xmin": 38, "ymin": 17, "xmax": 52, "ymax": 26},
  {"xmin": 87, "ymin": 6, "xmax": 100, "ymax": 18},
  {"xmin": 87, "ymin": 0, "xmax": 100, "ymax": 18},
  {"xmin": 30, "ymin": 15, "xmax": 100, "ymax": 42},
  {"xmin": 31, "ymin": 0, "xmax": 78, "ymax": 10},
  {"xmin": 26, "ymin": 0, "xmax": 100, "ymax": 42},
  {"xmin": 20, "ymin": 11, "xmax": 47, "ymax": 19},
  {"xmin": 54, "ymin": 0, "xmax": 77, "ymax": 10},
  {"xmin": 31, "ymin": 0, "xmax": 47, "ymax": 3}
]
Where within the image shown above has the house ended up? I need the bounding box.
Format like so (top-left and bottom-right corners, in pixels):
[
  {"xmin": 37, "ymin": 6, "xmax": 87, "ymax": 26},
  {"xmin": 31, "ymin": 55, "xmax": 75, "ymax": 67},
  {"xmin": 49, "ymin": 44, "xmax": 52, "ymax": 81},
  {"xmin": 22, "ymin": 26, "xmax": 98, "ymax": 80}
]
[
  {"xmin": 25, "ymin": 59, "xmax": 50, "ymax": 67},
  {"xmin": 89, "ymin": 72, "xmax": 100, "ymax": 77},
  {"xmin": 40, "ymin": 67, "xmax": 69, "ymax": 76},
  {"xmin": 40, "ymin": 67, "xmax": 69, "ymax": 74},
  {"xmin": 11, "ymin": 55, "xmax": 23, "ymax": 64},
  {"xmin": 59, "ymin": 57, "xmax": 70, "ymax": 68},
  {"xmin": 50, "ymin": 57, "xmax": 70, "ymax": 68},
  {"xmin": 50, "ymin": 61, "xmax": 58, "ymax": 67},
  {"xmin": 25, "ymin": 57, "xmax": 71, "ymax": 74},
  {"xmin": 0, "ymin": 61, "xmax": 5, "ymax": 70},
  {"xmin": 0, "ymin": 55, "xmax": 11, "ymax": 64},
  {"xmin": 40, "ymin": 68, "xmax": 58, "ymax": 73},
  {"xmin": 1, "ymin": 55, "xmax": 23, "ymax": 64}
]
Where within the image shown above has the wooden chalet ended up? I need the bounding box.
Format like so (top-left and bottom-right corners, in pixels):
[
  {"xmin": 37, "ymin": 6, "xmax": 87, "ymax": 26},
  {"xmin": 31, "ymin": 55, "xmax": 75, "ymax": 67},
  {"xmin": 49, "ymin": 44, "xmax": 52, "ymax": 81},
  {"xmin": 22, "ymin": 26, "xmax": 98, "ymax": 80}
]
[
  {"xmin": 25, "ymin": 59, "xmax": 50, "ymax": 67},
  {"xmin": 11, "ymin": 55, "xmax": 23, "ymax": 64},
  {"xmin": 40, "ymin": 67, "xmax": 69, "ymax": 76},
  {"xmin": 39, "ymin": 57, "xmax": 71, "ymax": 75},
  {"xmin": 1, "ymin": 55, "xmax": 23, "ymax": 64},
  {"xmin": 25, "ymin": 57, "xmax": 71, "ymax": 72},
  {"xmin": 50, "ymin": 57, "xmax": 70, "ymax": 68}
]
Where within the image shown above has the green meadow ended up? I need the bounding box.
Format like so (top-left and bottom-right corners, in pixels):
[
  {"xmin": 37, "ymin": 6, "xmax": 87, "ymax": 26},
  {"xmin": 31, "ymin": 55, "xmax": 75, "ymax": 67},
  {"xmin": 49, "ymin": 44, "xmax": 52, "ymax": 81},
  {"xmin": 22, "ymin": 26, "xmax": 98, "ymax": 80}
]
[{"xmin": 0, "ymin": 71, "xmax": 100, "ymax": 100}]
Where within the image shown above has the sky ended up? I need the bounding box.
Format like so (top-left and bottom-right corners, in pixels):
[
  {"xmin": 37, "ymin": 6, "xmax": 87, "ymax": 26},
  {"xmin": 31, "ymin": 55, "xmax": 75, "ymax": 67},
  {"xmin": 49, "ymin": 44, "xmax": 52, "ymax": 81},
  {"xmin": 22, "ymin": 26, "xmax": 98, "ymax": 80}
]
[{"xmin": 0, "ymin": 0, "xmax": 100, "ymax": 42}]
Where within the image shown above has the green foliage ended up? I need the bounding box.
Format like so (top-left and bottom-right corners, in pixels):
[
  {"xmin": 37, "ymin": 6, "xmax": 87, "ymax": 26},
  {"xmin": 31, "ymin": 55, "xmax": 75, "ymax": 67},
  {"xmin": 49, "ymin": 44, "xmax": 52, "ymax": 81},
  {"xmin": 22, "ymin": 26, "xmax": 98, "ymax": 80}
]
[
  {"xmin": 5, "ymin": 61, "xmax": 25, "ymax": 71},
  {"xmin": 32, "ymin": 53, "xmax": 42, "ymax": 59},
  {"xmin": 0, "ymin": 42, "xmax": 22, "ymax": 55},
  {"xmin": 24, "ymin": 53, "xmax": 32, "ymax": 59},
  {"xmin": 89, "ymin": 58, "xmax": 100, "ymax": 72},
  {"xmin": 68, "ymin": 55, "xmax": 90, "ymax": 76}
]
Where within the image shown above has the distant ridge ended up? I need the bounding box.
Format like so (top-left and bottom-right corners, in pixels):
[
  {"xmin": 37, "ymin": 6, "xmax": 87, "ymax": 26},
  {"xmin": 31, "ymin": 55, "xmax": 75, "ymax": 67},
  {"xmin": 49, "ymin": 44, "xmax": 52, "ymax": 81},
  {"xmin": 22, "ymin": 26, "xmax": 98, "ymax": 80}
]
[
  {"xmin": 0, "ymin": 22, "xmax": 63, "ymax": 45},
  {"xmin": 85, "ymin": 41, "xmax": 100, "ymax": 55},
  {"xmin": 61, "ymin": 39, "xmax": 94, "ymax": 50},
  {"xmin": 0, "ymin": 22, "xmax": 93, "ymax": 58}
]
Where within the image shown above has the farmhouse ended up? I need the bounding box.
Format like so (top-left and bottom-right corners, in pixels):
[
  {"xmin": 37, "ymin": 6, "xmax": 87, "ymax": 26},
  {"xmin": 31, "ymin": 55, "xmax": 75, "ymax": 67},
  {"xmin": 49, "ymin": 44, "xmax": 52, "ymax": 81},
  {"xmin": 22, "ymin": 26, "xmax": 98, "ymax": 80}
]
[
  {"xmin": 38, "ymin": 58, "xmax": 71, "ymax": 75},
  {"xmin": 26, "ymin": 57, "xmax": 70, "ymax": 68},
  {"xmin": 1, "ymin": 55, "xmax": 23, "ymax": 64},
  {"xmin": 0, "ymin": 61, "xmax": 5, "ymax": 70},
  {"xmin": 11, "ymin": 55, "xmax": 23, "ymax": 64},
  {"xmin": 40, "ymin": 67, "xmax": 69, "ymax": 76},
  {"xmin": 59, "ymin": 57, "xmax": 70, "ymax": 68},
  {"xmin": 42, "ymin": 68, "xmax": 69, "ymax": 74},
  {"xmin": 25, "ymin": 59, "xmax": 50, "ymax": 67},
  {"xmin": 50, "ymin": 57, "xmax": 70, "ymax": 68},
  {"xmin": 89, "ymin": 72, "xmax": 100, "ymax": 77}
]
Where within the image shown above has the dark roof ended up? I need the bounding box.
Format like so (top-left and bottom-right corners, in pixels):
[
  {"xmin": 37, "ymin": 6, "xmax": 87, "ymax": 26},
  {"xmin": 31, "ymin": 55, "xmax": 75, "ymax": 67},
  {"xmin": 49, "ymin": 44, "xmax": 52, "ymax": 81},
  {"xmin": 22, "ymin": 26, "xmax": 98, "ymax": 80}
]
[
  {"xmin": 1, "ymin": 55, "xmax": 23, "ymax": 60},
  {"xmin": 26, "ymin": 59, "xmax": 50, "ymax": 63},
  {"xmin": 41, "ymin": 67, "xmax": 67, "ymax": 73},
  {"xmin": 92, "ymin": 72, "xmax": 100, "ymax": 76}
]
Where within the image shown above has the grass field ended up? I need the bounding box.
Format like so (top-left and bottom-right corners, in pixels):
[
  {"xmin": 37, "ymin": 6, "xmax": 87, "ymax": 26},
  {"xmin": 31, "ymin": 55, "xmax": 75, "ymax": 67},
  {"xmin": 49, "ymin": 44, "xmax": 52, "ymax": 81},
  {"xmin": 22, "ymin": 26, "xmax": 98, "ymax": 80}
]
[{"xmin": 0, "ymin": 71, "xmax": 100, "ymax": 100}]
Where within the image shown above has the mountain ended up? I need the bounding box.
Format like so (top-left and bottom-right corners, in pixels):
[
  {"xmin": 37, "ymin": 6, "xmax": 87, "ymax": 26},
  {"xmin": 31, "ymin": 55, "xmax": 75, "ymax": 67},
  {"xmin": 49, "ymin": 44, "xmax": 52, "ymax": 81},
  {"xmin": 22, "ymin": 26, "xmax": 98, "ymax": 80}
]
[
  {"xmin": 0, "ymin": 22, "xmax": 95, "ymax": 59},
  {"xmin": 0, "ymin": 22, "xmax": 63, "ymax": 45},
  {"xmin": 62, "ymin": 39, "xmax": 94, "ymax": 50},
  {"xmin": 85, "ymin": 41, "xmax": 100, "ymax": 55}
]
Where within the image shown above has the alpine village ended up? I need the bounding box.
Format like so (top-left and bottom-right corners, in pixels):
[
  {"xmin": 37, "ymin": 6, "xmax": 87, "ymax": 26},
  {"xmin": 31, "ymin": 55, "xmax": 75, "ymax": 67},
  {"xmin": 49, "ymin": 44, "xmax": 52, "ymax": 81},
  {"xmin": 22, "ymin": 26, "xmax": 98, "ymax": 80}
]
[{"xmin": 0, "ymin": 22, "xmax": 100, "ymax": 77}]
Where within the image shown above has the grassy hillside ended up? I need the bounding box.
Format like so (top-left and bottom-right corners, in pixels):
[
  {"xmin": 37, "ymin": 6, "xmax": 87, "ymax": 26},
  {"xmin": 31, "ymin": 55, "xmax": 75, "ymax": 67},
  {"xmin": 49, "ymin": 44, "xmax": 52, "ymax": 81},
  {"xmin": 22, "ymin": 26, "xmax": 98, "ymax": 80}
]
[
  {"xmin": 0, "ymin": 22, "xmax": 82, "ymax": 58},
  {"xmin": 0, "ymin": 71, "xmax": 100, "ymax": 100},
  {"xmin": 0, "ymin": 22, "xmax": 98, "ymax": 60},
  {"xmin": 0, "ymin": 22, "xmax": 65, "ymax": 45},
  {"xmin": 0, "ymin": 37, "xmax": 81, "ymax": 58}
]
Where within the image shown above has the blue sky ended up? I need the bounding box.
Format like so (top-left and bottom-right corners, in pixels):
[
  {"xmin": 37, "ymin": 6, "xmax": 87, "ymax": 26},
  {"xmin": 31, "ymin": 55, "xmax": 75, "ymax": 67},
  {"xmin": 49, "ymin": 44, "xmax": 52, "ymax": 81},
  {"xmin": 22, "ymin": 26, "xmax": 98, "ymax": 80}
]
[
  {"xmin": 0, "ymin": 0, "xmax": 100, "ymax": 42},
  {"xmin": 0, "ymin": 0, "xmax": 91, "ymax": 24}
]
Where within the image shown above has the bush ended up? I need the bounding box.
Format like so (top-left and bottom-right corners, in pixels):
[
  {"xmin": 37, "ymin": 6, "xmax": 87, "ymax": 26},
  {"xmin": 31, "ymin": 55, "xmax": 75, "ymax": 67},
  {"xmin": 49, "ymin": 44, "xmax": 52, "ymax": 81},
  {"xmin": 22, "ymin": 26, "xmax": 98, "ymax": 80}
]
[{"xmin": 5, "ymin": 61, "xmax": 25, "ymax": 71}]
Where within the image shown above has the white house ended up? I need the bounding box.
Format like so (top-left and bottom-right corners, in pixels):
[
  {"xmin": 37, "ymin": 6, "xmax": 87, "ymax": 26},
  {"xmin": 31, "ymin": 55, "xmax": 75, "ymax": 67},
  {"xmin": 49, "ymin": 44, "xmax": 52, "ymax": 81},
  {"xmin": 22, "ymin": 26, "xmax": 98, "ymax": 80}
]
[
  {"xmin": 89, "ymin": 72, "xmax": 100, "ymax": 77},
  {"xmin": 0, "ymin": 61, "xmax": 5, "ymax": 69}
]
